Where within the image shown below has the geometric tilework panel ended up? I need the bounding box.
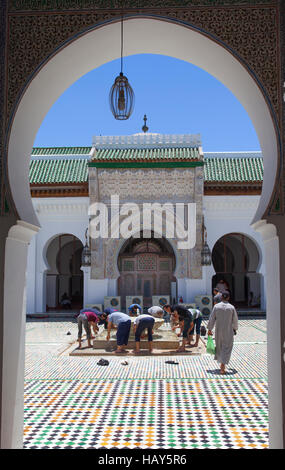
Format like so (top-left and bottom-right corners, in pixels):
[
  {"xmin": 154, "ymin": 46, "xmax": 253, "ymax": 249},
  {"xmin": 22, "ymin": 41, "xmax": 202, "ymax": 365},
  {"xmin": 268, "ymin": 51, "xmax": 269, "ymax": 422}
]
[
  {"xmin": 24, "ymin": 378, "xmax": 268, "ymax": 449},
  {"xmin": 24, "ymin": 317, "xmax": 268, "ymax": 449}
]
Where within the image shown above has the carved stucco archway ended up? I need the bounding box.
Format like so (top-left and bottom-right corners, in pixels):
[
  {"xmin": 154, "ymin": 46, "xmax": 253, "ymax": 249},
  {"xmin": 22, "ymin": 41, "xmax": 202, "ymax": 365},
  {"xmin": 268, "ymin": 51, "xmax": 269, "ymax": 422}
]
[
  {"xmin": 104, "ymin": 230, "xmax": 186, "ymax": 281},
  {"xmin": 6, "ymin": 15, "xmax": 281, "ymax": 227},
  {"xmin": 98, "ymin": 200, "xmax": 201, "ymax": 280},
  {"xmin": 1, "ymin": 9, "xmax": 284, "ymax": 449}
]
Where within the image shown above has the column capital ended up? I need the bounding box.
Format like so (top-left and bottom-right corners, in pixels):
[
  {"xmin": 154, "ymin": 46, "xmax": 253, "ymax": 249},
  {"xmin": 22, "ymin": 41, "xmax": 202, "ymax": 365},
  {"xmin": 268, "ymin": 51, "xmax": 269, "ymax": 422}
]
[
  {"xmin": 251, "ymin": 219, "xmax": 277, "ymax": 243},
  {"xmin": 7, "ymin": 220, "xmax": 39, "ymax": 245},
  {"xmin": 80, "ymin": 266, "xmax": 91, "ymax": 274}
]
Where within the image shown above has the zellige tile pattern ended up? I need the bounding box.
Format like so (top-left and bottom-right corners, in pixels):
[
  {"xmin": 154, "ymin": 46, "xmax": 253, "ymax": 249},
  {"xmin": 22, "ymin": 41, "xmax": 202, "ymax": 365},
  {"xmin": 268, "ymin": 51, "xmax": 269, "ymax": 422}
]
[{"xmin": 24, "ymin": 318, "xmax": 268, "ymax": 449}]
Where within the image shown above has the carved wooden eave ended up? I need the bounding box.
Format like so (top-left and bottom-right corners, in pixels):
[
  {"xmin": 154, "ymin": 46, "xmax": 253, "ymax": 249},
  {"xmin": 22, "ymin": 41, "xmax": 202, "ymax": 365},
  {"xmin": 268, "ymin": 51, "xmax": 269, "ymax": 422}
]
[
  {"xmin": 204, "ymin": 182, "xmax": 262, "ymax": 195},
  {"xmin": 30, "ymin": 182, "xmax": 88, "ymax": 198},
  {"xmin": 30, "ymin": 180, "xmax": 262, "ymax": 198}
]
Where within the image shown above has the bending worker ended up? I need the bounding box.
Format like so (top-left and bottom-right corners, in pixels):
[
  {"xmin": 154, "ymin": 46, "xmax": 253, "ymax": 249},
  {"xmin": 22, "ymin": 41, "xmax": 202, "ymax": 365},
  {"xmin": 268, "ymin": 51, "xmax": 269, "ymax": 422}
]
[
  {"xmin": 133, "ymin": 311, "xmax": 155, "ymax": 354},
  {"xmin": 77, "ymin": 309, "xmax": 99, "ymax": 349},
  {"xmin": 171, "ymin": 304, "xmax": 194, "ymax": 353},
  {"xmin": 101, "ymin": 311, "xmax": 131, "ymax": 354},
  {"xmin": 128, "ymin": 303, "xmax": 142, "ymax": 316}
]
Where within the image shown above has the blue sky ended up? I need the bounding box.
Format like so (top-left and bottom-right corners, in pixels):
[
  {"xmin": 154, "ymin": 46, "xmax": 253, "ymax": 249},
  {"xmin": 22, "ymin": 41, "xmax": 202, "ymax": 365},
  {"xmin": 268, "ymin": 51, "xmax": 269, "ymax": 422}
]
[{"xmin": 34, "ymin": 54, "xmax": 260, "ymax": 152}]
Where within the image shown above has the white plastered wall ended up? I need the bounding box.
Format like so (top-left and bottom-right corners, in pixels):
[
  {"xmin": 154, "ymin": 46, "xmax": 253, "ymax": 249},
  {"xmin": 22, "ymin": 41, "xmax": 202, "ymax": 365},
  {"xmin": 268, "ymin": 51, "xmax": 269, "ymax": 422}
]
[
  {"xmin": 26, "ymin": 198, "xmax": 89, "ymax": 313},
  {"xmin": 26, "ymin": 194, "xmax": 266, "ymax": 309}
]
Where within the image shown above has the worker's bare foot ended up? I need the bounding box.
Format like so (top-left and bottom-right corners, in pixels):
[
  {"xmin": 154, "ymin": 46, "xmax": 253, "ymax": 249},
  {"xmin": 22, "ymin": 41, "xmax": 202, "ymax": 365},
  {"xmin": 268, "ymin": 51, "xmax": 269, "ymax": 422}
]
[{"xmin": 176, "ymin": 347, "xmax": 185, "ymax": 352}]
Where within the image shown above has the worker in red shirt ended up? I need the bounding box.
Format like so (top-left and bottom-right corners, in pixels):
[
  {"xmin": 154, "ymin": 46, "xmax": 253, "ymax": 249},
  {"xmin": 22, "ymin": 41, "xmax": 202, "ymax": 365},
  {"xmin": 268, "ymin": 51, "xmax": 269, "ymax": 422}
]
[{"xmin": 77, "ymin": 309, "xmax": 99, "ymax": 349}]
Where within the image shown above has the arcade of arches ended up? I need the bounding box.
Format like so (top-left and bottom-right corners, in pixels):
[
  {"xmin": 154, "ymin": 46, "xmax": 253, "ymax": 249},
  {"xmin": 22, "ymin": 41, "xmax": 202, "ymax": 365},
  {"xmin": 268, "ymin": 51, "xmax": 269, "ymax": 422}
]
[
  {"xmin": 212, "ymin": 233, "xmax": 261, "ymax": 308},
  {"xmin": 45, "ymin": 234, "xmax": 83, "ymax": 311},
  {"xmin": 0, "ymin": 1, "xmax": 285, "ymax": 450}
]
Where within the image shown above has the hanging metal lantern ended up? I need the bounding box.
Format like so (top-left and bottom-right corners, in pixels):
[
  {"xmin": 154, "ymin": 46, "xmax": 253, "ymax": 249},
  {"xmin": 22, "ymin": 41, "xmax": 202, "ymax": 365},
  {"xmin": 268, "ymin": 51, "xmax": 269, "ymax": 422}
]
[
  {"xmin": 109, "ymin": 72, "xmax": 134, "ymax": 120},
  {"xmin": 201, "ymin": 242, "xmax": 212, "ymax": 266},
  {"xmin": 109, "ymin": 12, "xmax": 134, "ymax": 120},
  {"xmin": 81, "ymin": 244, "xmax": 91, "ymax": 267},
  {"xmin": 81, "ymin": 228, "xmax": 91, "ymax": 267},
  {"xmin": 201, "ymin": 217, "xmax": 212, "ymax": 266}
]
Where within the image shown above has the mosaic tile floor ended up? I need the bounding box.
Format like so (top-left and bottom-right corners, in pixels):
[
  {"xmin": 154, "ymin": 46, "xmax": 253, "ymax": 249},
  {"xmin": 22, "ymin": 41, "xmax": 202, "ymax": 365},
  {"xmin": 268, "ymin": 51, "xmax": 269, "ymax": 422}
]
[{"xmin": 24, "ymin": 318, "xmax": 268, "ymax": 449}]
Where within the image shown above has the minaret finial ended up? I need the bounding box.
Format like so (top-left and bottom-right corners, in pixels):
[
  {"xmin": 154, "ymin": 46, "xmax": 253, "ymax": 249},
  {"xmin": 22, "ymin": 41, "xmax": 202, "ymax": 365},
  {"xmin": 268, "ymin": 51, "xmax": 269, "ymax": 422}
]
[{"xmin": 142, "ymin": 114, "xmax": 149, "ymax": 133}]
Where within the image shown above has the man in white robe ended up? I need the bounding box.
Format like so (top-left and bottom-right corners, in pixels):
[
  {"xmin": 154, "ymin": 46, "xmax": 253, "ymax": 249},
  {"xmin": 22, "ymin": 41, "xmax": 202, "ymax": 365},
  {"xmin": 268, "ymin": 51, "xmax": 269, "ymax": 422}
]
[{"xmin": 207, "ymin": 291, "xmax": 238, "ymax": 374}]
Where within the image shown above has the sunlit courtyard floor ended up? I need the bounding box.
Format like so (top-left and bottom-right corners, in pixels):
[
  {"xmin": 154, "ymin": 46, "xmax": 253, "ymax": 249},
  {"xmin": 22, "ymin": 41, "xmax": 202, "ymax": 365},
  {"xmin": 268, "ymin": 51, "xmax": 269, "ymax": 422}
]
[{"xmin": 24, "ymin": 317, "xmax": 268, "ymax": 449}]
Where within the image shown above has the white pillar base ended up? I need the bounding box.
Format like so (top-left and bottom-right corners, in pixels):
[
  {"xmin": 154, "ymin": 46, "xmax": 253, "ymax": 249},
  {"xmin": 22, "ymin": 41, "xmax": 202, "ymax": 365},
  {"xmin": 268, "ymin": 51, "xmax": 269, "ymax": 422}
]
[
  {"xmin": 252, "ymin": 219, "xmax": 283, "ymax": 449},
  {"xmin": 1, "ymin": 221, "xmax": 39, "ymax": 449},
  {"xmin": 81, "ymin": 268, "xmax": 109, "ymax": 305}
]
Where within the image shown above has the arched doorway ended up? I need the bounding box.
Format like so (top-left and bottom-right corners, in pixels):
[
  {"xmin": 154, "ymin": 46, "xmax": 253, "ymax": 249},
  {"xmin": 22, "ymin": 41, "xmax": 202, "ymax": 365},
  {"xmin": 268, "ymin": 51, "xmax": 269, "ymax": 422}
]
[
  {"xmin": 45, "ymin": 234, "xmax": 83, "ymax": 311},
  {"xmin": 118, "ymin": 233, "xmax": 176, "ymax": 308},
  {"xmin": 212, "ymin": 233, "xmax": 262, "ymax": 309},
  {"xmin": 7, "ymin": 17, "xmax": 279, "ymax": 228},
  {"xmin": 2, "ymin": 16, "xmax": 283, "ymax": 449}
]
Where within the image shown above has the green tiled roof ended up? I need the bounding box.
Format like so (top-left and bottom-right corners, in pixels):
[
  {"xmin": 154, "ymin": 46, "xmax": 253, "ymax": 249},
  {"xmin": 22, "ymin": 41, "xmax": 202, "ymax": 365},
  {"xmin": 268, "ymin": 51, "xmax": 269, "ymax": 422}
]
[
  {"xmin": 29, "ymin": 148, "xmax": 264, "ymax": 185},
  {"xmin": 32, "ymin": 147, "xmax": 91, "ymax": 156},
  {"xmin": 204, "ymin": 157, "xmax": 263, "ymax": 183},
  {"xmin": 91, "ymin": 147, "xmax": 200, "ymax": 162},
  {"xmin": 29, "ymin": 158, "xmax": 88, "ymax": 184}
]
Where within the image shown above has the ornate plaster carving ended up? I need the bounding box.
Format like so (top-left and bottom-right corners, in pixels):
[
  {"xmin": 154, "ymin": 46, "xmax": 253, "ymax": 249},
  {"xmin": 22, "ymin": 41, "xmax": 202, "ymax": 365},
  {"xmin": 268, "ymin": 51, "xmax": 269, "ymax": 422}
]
[
  {"xmin": 1, "ymin": 2, "xmax": 282, "ymax": 218},
  {"xmin": 6, "ymin": 5, "xmax": 280, "ymax": 125},
  {"xmin": 97, "ymin": 168, "xmax": 196, "ymax": 200}
]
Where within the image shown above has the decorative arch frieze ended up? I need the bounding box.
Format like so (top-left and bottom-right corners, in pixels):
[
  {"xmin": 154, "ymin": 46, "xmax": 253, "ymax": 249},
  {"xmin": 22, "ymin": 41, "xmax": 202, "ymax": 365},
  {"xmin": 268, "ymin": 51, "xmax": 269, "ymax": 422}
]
[
  {"xmin": 0, "ymin": 0, "xmax": 284, "ymax": 218},
  {"xmin": 102, "ymin": 230, "xmax": 201, "ymax": 280},
  {"xmin": 6, "ymin": 5, "xmax": 280, "ymax": 122}
]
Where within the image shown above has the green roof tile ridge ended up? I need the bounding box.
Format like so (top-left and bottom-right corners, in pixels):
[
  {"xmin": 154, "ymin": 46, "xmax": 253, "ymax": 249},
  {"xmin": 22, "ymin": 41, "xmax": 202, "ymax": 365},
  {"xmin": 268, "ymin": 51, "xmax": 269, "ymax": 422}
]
[
  {"xmin": 29, "ymin": 154, "xmax": 264, "ymax": 185},
  {"xmin": 32, "ymin": 146, "xmax": 92, "ymax": 156},
  {"xmin": 203, "ymin": 157, "xmax": 263, "ymax": 182}
]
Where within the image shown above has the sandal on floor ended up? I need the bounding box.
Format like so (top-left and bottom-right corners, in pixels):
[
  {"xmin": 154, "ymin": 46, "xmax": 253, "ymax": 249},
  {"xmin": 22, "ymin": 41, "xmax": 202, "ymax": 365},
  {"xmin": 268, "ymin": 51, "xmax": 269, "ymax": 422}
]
[{"xmin": 97, "ymin": 358, "xmax": 109, "ymax": 366}]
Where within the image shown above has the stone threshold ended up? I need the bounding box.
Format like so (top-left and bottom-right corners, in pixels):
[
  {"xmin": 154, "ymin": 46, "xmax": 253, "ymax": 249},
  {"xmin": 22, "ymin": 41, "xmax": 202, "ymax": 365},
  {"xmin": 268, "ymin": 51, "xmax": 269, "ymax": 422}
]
[{"xmin": 68, "ymin": 341, "xmax": 206, "ymax": 357}]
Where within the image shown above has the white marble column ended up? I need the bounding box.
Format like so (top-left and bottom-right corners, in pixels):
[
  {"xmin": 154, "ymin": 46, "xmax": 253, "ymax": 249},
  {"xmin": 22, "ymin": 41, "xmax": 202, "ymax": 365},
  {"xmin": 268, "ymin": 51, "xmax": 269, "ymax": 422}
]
[
  {"xmin": 26, "ymin": 235, "xmax": 36, "ymax": 314},
  {"xmin": 176, "ymin": 278, "xmax": 187, "ymax": 302},
  {"xmin": 81, "ymin": 266, "xmax": 108, "ymax": 305},
  {"xmin": 81, "ymin": 266, "xmax": 90, "ymax": 307},
  {"xmin": 205, "ymin": 265, "xmax": 216, "ymax": 296},
  {"xmin": 1, "ymin": 221, "xmax": 39, "ymax": 449},
  {"xmin": 107, "ymin": 279, "xmax": 117, "ymax": 297},
  {"xmin": 253, "ymin": 219, "xmax": 283, "ymax": 449}
]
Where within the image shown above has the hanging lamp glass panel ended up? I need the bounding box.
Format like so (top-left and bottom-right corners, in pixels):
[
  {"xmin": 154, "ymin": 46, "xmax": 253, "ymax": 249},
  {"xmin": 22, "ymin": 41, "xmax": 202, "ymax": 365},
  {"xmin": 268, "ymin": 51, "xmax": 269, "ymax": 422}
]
[
  {"xmin": 81, "ymin": 227, "xmax": 91, "ymax": 267},
  {"xmin": 201, "ymin": 242, "xmax": 212, "ymax": 266},
  {"xmin": 109, "ymin": 72, "xmax": 134, "ymax": 120},
  {"xmin": 81, "ymin": 239, "xmax": 91, "ymax": 267}
]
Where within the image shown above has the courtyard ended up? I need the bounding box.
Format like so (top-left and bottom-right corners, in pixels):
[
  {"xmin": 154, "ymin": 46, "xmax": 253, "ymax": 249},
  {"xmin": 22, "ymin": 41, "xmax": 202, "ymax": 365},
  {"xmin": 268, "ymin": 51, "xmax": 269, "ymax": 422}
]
[{"xmin": 24, "ymin": 316, "xmax": 268, "ymax": 449}]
